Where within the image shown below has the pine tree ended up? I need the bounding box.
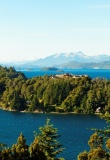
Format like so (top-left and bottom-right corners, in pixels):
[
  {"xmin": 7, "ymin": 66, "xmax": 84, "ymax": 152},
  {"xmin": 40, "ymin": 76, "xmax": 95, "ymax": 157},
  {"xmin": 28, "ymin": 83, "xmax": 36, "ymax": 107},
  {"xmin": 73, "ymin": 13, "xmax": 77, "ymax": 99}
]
[
  {"xmin": 29, "ymin": 137, "xmax": 47, "ymax": 160},
  {"xmin": 0, "ymin": 148, "xmax": 13, "ymax": 160},
  {"xmin": 33, "ymin": 119, "xmax": 65, "ymax": 160},
  {"xmin": 12, "ymin": 133, "xmax": 29, "ymax": 160}
]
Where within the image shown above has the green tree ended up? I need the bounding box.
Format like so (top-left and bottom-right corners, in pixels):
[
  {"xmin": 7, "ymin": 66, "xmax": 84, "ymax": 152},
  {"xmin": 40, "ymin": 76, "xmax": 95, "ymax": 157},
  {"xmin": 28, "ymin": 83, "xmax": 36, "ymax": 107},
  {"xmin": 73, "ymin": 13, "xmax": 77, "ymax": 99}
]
[
  {"xmin": 0, "ymin": 119, "xmax": 65, "ymax": 160},
  {"xmin": 77, "ymin": 133, "xmax": 109, "ymax": 160},
  {"xmin": 77, "ymin": 114, "xmax": 110, "ymax": 160},
  {"xmin": 10, "ymin": 91, "xmax": 26, "ymax": 111},
  {"xmin": 29, "ymin": 137, "xmax": 47, "ymax": 160},
  {"xmin": 28, "ymin": 95, "xmax": 39, "ymax": 111},
  {"xmin": 12, "ymin": 133, "xmax": 29, "ymax": 160},
  {"xmin": 34, "ymin": 119, "xmax": 65, "ymax": 160},
  {"xmin": 0, "ymin": 148, "xmax": 13, "ymax": 160},
  {"xmin": 77, "ymin": 151, "xmax": 88, "ymax": 160}
]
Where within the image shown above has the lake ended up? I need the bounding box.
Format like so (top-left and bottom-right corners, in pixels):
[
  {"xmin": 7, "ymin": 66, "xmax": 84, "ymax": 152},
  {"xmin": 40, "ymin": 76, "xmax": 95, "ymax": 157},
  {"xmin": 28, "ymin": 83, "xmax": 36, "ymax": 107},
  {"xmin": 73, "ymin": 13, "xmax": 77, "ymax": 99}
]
[
  {"xmin": 0, "ymin": 110, "xmax": 106, "ymax": 160},
  {"xmin": 20, "ymin": 68, "xmax": 110, "ymax": 79}
]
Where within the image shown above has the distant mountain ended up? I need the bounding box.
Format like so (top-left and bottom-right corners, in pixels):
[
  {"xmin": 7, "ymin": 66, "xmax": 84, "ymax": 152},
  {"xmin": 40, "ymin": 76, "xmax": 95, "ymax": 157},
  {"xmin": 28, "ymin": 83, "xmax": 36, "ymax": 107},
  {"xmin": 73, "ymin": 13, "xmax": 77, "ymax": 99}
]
[
  {"xmin": 29, "ymin": 52, "xmax": 110, "ymax": 67},
  {"xmin": 58, "ymin": 61, "xmax": 110, "ymax": 69},
  {"xmin": 31, "ymin": 52, "xmax": 91, "ymax": 66},
  {"xmin": 1, "ymin": 52, "xmax": 110, "ymax": 69}
]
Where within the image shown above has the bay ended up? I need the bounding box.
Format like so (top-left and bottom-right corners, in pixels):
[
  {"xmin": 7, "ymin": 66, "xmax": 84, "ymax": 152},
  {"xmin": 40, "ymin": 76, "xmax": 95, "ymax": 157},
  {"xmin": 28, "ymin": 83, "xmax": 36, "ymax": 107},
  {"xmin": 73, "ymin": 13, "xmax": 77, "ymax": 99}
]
[
  {"xmin": 21, "ymin": 69, "xmax": 110, "ymax": 79},
  {"xmin": 0, "ymin": 110, "xmax": 106, "ymax": 160}
]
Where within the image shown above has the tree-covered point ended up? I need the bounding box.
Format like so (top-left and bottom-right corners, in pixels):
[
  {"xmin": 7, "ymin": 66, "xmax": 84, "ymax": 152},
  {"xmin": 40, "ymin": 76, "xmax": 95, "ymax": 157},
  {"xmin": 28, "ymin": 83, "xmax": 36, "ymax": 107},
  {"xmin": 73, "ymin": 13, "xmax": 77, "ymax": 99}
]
[
  {"xmin": 0, "ymin": 66, "xmax": 27, "ymax": 79},
  {"xmin": 0, "ymin": 65, "xmax": 110, "ymax": 113}
]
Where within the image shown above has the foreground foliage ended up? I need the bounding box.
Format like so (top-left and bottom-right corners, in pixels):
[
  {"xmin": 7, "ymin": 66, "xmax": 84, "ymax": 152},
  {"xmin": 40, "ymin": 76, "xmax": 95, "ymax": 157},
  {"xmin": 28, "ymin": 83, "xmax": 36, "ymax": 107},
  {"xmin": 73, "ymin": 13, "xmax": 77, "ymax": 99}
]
[
  {"xmin": 0, "ymin": 66, "xmax": 110, "ymax": 113},
  {"xmin": 0, "ymin": 119, "xmax": 64, "ymax": 160}
]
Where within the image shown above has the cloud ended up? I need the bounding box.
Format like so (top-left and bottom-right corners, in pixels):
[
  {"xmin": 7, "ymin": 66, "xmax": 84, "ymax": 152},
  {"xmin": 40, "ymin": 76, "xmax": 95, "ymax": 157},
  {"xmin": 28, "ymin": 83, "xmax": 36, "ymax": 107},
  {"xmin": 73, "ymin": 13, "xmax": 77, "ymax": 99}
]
[{"xmin": 89, "ymin": 4, "xmax": 110, "ymax": 9}]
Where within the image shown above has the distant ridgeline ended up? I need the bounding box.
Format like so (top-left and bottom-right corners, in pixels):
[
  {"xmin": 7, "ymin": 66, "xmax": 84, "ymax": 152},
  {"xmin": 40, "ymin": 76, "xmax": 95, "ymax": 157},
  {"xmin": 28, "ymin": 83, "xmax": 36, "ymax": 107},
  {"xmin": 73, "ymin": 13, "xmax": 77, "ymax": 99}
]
[{"xmin": 0, "ymin": 65, "xmax": 110, "ymax": 114}]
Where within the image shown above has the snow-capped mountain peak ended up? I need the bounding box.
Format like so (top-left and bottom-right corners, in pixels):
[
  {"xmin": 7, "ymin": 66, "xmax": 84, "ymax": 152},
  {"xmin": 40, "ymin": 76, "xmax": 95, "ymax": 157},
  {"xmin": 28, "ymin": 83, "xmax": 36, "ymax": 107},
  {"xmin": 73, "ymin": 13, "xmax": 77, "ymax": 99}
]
[
  {"xmin": 53, "ymin": 51, "xmax": 86, "ymax": 58},
  {"xmin": 1, "ymin": 51, "xmax": 110, "ymax": 68}
]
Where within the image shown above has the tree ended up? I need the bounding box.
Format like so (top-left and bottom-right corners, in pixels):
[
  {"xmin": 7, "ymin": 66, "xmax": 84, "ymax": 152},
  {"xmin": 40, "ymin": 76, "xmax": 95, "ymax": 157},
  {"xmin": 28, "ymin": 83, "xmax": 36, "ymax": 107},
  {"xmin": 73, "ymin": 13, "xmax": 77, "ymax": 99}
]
[
  {"xmin": 12, "ymin": 133, "xmax": 29, "ymax": 160},
  {"xmin": 77, "ymin": 133, "xmax": 109, "ymax": 160},
  {"xmin": 88, "ymin": 133, "xmax": 103, "ymax": 149},
  {"xmin": 0, "ymin": 147, "xmax": 13, "ymax": 160},
  {"xmin": 10, "ymin": 91, "xmax": 26, "ymax": 111},
  {"xmin": 33, "ymin": 119, "xmax": 65, "ymax": 160},
  {"xmin": 28, "ymin": 95, "xmax": 39, "ymax": 111},
  {"xmin": 29, "ymin": 137, "xmax": 47, "ymax": 160},
  {"xmin": 77, "ymin": 151, "xmax": 88, "ymax": 160},
  {"xmin": 0, "ymin": 119, "xmax": 65, "ymax": 160},
  {"xmin": 77, "ymin": 114, "xmax": 110, "ymax": 160}
]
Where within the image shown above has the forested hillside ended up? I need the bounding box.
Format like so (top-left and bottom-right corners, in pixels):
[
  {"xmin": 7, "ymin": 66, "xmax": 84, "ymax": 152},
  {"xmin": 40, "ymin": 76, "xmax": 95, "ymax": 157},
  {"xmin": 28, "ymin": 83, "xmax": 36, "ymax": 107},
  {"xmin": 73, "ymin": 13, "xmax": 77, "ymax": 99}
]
[{"xmin": 0, "ymin": 66, "xmax": 110, "ymax": 113}]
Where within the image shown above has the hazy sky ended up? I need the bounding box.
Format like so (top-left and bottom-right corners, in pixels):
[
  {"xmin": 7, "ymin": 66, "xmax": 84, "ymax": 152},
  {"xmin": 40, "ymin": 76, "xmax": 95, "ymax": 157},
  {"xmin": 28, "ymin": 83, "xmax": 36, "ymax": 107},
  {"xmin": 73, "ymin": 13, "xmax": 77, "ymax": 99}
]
[{"xmin": 0, "ymin": 0, "xmax": 110, "ymax": 61}]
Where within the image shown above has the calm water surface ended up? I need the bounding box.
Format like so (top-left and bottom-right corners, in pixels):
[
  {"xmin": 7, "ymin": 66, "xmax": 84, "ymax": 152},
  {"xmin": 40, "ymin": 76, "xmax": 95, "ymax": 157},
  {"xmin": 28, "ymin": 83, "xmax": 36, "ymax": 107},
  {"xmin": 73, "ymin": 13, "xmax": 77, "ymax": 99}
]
[
  {"xmin": 21, "ymin": 69, "xmax": 110, "ymax": 79},
  {"xmin": 0, "ymin": 110, "xmax": 106, "ymax": 160}
]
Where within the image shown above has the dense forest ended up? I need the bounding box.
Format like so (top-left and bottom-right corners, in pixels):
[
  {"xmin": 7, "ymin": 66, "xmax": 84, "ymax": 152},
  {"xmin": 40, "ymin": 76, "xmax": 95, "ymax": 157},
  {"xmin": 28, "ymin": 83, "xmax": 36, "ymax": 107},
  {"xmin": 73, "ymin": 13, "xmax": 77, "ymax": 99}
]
[{"xmin": 0, "ymin": 65, "xmax": 110, "ymax": 113}]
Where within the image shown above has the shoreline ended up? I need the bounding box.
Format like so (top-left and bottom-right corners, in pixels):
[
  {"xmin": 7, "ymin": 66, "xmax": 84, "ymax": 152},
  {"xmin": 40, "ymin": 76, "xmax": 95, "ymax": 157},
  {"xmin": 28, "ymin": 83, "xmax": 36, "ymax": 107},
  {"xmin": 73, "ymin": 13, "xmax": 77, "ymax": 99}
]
[{"xmin": 0, "ymin": 107, "xmax": 101, "ymax": 115}]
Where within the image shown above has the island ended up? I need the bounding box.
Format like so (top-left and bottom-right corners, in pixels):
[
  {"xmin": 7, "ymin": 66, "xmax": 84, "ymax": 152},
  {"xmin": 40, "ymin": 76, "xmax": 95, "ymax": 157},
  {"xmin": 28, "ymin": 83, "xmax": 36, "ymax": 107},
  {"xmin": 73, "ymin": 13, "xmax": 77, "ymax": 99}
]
[{"xmin": 41, "ymin": 67, "xmax": 58, "ymax": 71}]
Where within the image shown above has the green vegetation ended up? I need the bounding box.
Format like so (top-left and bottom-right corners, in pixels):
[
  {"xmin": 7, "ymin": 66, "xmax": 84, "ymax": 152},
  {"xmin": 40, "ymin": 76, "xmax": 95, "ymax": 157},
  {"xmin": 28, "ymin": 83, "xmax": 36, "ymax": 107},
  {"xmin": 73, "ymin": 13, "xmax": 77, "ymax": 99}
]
[
  {"xmin": 77, "ymin": 114, "xmax": 110, "ymax": 160},
  {"xmin": 0, "ymin": 65, "xmax": 110, "ymax": 113},
  {"xmin": 0, "ymin": 119, "xmax": 64, "ymax": 160}
]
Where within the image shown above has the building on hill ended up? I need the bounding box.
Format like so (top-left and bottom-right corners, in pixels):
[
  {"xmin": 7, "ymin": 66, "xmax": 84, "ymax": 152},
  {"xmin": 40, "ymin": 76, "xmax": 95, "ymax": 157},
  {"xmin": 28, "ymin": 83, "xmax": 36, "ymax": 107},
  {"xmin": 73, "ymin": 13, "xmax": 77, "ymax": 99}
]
[{"xmin": 52, "ymin": 73, "xmax": 89, "ymax": 79}]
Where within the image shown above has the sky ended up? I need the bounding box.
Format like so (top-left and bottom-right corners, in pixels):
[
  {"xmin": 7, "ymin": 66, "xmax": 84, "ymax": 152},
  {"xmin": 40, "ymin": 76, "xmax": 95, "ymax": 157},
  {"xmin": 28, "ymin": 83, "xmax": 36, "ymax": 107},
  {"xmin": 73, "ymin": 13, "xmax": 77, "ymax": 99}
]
[{"xmin": 0, "ymin": 0, "xmax": 110, "ymax": 62}]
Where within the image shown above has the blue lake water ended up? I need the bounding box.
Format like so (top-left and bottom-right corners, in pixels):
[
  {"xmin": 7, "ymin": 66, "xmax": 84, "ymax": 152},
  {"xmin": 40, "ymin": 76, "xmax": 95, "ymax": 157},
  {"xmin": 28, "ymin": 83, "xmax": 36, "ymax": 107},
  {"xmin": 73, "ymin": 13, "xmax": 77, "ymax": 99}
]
[
  {"xmin": 0, "ymin": 110, "xmax": 106, "ymax": 160},
  {"xmin": 21, "ymin": 69, "xmax": 110, "ymax": 79}
]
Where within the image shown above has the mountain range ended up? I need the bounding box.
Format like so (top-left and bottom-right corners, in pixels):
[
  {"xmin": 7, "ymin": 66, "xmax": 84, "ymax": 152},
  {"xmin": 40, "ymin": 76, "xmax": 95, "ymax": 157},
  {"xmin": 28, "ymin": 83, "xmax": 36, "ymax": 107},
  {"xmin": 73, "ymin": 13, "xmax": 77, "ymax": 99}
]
[{"xmin": 1, "ymin": 52, "xmax": 110, "ymax": 69}]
